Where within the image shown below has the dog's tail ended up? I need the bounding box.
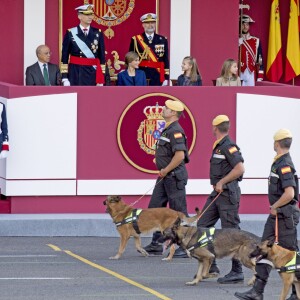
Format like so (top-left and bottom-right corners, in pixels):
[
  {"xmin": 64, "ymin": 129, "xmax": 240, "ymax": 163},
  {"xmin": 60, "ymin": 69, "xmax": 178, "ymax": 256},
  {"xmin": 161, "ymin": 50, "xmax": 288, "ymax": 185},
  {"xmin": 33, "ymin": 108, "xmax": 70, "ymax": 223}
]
[{"xmin": 180, "ymin": 207, "xmax": 201, "ymax": 226}]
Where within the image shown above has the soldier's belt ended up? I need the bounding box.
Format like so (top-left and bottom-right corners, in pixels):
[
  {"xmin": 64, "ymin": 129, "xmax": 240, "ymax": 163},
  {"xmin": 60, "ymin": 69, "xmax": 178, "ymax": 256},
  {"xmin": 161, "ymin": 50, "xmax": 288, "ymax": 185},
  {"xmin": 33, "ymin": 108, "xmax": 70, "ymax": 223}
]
[
  {"xmin": 139, "ymin": 60, "xmax": 165, "ymax": 83},
  {"xmin": 69, "ymin": 56, "xmax": 104, "ymax": 84}
]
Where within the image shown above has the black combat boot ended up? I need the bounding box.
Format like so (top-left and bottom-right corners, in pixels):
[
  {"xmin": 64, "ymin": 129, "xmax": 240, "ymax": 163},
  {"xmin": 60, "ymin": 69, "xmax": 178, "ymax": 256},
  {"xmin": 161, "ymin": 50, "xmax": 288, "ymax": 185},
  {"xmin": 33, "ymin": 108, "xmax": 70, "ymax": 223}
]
[
  {"xmin": 217, "ymin": 258, "xmax": 244, "ymax": 284},
  {"xmin": 286, "ymin": 284, "xmax": 298, "ymax": 300},
  {"xmin": 173, "ymin": 246, "xmax": 189, "ymax": 258},
  {"xmin": 234, "ymin": 278, "xmax": 266, "ymax": 300},
  {"xmin": 143, "ymin": 231, "xmax": 163, "ymax": 254},
  {"xmin": 209, "ymin": 258, "xmax": 220, "ymax": 275},
  {"xmin": 234, "ymin": 263, "xmax": 272, "ymax": 300}
]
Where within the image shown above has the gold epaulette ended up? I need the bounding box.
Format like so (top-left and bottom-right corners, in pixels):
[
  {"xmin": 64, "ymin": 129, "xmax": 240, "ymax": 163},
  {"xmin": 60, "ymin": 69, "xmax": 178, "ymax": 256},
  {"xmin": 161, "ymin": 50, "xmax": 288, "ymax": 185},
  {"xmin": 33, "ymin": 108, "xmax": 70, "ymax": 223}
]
[
  {"xmin": 101, "ymin": 64, "xmax": 105, "ymax": 73},
  {"xmin": 60, "ymin": 64, "xmax": 68, "ymax": 73}
]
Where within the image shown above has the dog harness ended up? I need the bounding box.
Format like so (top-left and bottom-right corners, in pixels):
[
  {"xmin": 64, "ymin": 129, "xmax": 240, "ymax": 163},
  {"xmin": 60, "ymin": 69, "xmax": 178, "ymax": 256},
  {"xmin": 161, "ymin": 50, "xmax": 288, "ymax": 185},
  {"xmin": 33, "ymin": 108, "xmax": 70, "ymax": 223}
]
[
  {"xmin": 187, "ymin": 228, "xmax": 215, "ymax": 252},
  {"xmin": 277, "ymin": 252, "xmax": 300, "ymax": 279},
  {"xmin": 114, "ymin": 209, "xmax": 142, "ymax": 234}
]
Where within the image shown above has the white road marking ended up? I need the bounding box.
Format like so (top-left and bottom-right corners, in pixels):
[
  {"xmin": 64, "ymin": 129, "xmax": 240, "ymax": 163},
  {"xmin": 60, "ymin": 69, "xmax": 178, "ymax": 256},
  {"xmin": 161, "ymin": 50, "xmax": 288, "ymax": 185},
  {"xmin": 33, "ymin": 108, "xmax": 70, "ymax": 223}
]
[
  {"xmin": 0, "ymin": 278, "xmax": 73, "ymax": 280},
  {"xmin": 0, "ymin": 255, "xmax": 57, "ymax": 257}
]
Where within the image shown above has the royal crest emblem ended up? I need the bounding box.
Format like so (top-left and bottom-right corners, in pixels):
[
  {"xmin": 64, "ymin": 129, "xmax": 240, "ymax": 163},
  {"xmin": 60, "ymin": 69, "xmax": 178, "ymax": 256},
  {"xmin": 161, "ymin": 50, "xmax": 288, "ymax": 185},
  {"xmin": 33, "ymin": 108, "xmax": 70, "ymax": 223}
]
[
  {"xmin": 117, "ymin": 93, "xmax": 197, "ymax": 174},
  {"xmin": 137, "ymin": 103, "xmax": 166, "ymax": 155},
  {"xmin": 85, "ymin": 0, "xmax": 135, "ymax": 39}
]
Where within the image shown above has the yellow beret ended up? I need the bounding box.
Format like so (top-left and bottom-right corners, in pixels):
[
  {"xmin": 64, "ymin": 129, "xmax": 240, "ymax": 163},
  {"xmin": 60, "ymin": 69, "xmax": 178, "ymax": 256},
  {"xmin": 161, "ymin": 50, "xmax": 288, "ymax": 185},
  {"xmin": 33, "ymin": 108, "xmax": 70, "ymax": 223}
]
[
  {"xmin": 165, "ymin": 100, "xmax": 184, "ymax": 112},
  {"xmin": 273, "ymin": 129, "xmax": 292, "ymax": 141},
  {"xmin": 212, "ymin": 115, "xmax": 230, "ymax": 126}
]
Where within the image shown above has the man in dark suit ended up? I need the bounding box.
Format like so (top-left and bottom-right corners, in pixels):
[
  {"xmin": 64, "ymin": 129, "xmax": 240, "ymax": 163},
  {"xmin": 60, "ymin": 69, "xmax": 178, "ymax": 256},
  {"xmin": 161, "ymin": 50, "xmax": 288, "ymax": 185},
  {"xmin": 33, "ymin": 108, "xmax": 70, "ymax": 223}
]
[
  {"xmin": 129, "ymin": 13, "xmax": 169, "ymax": 86},
  {"xmin": 25, "ymin": 45, "xmax": 61, "ymax": 86},
  {"xmin": 61, "ymin": 4, "xmax": 106, "ymax": 86}
]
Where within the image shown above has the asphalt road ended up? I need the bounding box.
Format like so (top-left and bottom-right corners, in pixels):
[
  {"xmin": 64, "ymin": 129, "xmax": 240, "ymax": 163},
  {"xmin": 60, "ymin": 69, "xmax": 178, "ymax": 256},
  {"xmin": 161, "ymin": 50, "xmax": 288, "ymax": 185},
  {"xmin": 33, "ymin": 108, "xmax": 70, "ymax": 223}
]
[{"xmin": 0, "ymin": 237, "xmax": 292, "ymax": 300}]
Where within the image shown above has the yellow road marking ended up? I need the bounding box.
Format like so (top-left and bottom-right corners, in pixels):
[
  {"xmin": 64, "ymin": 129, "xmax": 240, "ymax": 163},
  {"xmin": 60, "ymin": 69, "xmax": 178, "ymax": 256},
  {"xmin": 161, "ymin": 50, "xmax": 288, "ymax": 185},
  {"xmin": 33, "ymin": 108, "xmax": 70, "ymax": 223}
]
[
  {"xmin": 47, "ymin": 244, "xmax": 62, "ymax": 251},
  {"xmin": 64, "ymin": 250, "xmax": 172, "ymax": 300}
]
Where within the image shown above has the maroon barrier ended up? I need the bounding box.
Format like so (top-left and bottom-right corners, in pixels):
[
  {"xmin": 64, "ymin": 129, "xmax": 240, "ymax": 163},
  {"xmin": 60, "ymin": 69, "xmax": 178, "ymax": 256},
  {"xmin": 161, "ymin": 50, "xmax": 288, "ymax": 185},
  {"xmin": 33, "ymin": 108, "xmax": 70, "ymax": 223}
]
[{"xmin": 1, "ymin": 83, "xmax": 300, "ymax": 213}]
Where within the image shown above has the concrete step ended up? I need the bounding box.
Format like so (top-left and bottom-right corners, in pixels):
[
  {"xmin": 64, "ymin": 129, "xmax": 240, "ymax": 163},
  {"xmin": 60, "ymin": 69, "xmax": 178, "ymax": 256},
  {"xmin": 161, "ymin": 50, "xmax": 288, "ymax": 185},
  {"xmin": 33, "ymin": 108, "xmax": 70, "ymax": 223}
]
[{"xmin": 0, "ymin": 214, "xmax": 298, "ymax": 238}]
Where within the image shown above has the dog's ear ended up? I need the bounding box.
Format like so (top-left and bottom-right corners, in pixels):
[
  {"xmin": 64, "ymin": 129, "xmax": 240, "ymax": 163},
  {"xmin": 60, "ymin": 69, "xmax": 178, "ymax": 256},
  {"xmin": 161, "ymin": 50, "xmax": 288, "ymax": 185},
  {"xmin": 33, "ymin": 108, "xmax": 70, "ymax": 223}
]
[
  {"xmin": 174, "ymin": 217, "xmax": 181, "ymax": 228},
  {"xmin": 267, "ymin": 239, "xmax": 275, "ymax": 248}
]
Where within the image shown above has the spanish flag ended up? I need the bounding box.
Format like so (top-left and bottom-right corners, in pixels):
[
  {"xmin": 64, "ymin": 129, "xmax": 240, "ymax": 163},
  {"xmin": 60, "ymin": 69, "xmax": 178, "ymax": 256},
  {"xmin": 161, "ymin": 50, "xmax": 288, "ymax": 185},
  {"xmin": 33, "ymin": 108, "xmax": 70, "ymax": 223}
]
[
  {"xmin": 266, "ymin": 0, "xmax": 283, "ymax": 82},
  {"xmin": 284, "ymin": 0, "xmax": 300, "ymax": 82}
]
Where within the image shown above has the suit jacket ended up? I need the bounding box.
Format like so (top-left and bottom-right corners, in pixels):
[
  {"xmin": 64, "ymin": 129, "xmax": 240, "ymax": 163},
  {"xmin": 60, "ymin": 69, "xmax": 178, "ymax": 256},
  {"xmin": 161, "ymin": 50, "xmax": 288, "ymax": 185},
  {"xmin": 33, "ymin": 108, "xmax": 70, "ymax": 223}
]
[
  {"xmin": 177, "ymin": 74, "xmax": 202, "ymax": 86},
  {"xmin": 61, "ymin": 26, "xmax": 106, "ymax": 86},
  {"xmin": 116, "ymin": 69, "xmax": 147, "ymax": 86},
  {"xmin": 25, "ymin": 62, "xmax": 61, "ymax": 86},
  {"xmin": 216, "ymin": 77, "xmax": 241, "ymax": 86},
  {"xmin": 129, "ymin": 32, "xmax": 169, "ymax": 86}
]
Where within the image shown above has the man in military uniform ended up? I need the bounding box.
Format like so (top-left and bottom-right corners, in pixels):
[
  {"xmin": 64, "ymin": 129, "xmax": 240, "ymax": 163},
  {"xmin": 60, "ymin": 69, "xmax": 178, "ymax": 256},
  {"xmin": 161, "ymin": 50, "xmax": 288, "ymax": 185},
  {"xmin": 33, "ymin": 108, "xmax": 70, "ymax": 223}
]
[
  {"xmin": 197, "ymin": 115, "xmax": 245, "ymax": 283},
  {"xmin": 239, "ymin": 15, "xmax": 264, "ymax": 86},
  {"xmin": 61, "ymin": 4, "xmax": 106, "ymax": 86},
  {"xmin": 235, "ymin": 129, "xmax": 299, "ymax": 300},
  {"xmin": 129, "ymin": 13, "xmax": 169, "ymax": 86},
  {"xmin": 143, "ymin": 100, "xmax": 189, "ymax": 255}
]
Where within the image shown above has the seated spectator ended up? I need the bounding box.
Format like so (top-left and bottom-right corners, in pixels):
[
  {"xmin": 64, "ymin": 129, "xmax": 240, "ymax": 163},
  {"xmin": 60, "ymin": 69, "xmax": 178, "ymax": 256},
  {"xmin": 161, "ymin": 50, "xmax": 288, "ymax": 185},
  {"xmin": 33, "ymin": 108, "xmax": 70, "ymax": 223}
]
[
  {"xmin": 25, "ymin": 45, "xmax": 61, "ymax": 86},
  {"xmin": 116, "ymin": 52, "xmax": 147, "ymax": 86},
  {"xmin": 177, "ymin": 56, "xmax": 202, "ymax": 86},
  {"xmin": 216, "ymin": 59, "xmax": 241, "ymax": 86}
]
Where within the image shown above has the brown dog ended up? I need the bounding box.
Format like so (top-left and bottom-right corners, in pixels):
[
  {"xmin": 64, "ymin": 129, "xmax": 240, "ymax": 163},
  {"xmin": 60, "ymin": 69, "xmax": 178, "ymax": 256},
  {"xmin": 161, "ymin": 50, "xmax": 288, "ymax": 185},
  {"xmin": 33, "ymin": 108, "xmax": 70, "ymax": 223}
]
[
  {"xmin": 250, "ymin": 240, "xmax": 300, "ymax": 300},
  {"xmin": 103, "ymin": 195, "xmax": 199, "ymax": 260},
  {"xmin": 161, "ymin": 218, "xmax": 259, "ymax": 285}
]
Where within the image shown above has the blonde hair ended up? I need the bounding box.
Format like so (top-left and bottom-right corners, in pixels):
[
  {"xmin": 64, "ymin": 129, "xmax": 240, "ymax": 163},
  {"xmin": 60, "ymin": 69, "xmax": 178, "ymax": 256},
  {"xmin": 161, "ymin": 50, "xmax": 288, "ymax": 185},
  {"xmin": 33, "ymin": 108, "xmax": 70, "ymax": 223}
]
[
  {"xmin": 183, "ymin": 56, "xmax": 202, "ymax": 82},
  {"xmin": 220, "ymin": 59, "xmax": 238, "ymax": 82},
  {"xmin": 125, "ymin": 51, "xmax": 139, "ymax": 68}
]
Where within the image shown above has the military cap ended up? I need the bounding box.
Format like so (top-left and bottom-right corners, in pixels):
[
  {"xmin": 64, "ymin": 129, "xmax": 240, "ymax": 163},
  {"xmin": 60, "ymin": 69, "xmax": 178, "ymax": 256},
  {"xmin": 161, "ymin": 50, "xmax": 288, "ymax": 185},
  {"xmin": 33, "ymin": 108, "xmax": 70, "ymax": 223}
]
[
  {"xmin": 212, "ymin": 115, "xmax": 230, "ymax": 126},
  {"xmin": 75, "ymin": 4, "xmax": 94, "ymax": 15},
  {"xmin": 140, "ymin": 13, "xmax": 157, "ymax": 23},
  {"xmin": 273, "ymin": 129, "xmax": 293, "ymax": 141},
  {"xmin": 241, "ymin": 14, "xmax": 255, "ymax": 23},
  {"xmin": 165, "ymin": 100, "xmax": 184, "ymax": 112}
]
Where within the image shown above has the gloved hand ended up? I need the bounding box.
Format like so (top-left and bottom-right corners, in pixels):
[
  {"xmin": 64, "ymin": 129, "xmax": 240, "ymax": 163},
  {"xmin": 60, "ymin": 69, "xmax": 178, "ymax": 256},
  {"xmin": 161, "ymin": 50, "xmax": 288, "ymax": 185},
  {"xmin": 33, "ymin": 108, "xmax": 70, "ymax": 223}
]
[
  {"xmin": 0, "ymin": 141, "xmax": 9, "ymax": 159},
  {"xmin": 162, "ymin": 80, "xmax": 168, "ymax": 86},
  {"xmin": 238, "ymin": 38, "xmax": 244, "ymax": 46},
  {"xmin": 62, "ymin": 79, "xmax": 71, "ymax": 86}
]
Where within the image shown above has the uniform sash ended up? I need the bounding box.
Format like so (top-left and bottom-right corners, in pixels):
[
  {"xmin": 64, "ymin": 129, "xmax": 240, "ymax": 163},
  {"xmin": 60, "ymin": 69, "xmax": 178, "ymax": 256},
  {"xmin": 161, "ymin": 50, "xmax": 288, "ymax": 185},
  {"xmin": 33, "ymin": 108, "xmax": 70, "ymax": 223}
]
[
  {"xmin": 69, "ymin": 27, "xmax": 104, "ymax": 84},
  {"xmin": 135, "ymin": 34, "xmax": 165, "ymax": 83}
]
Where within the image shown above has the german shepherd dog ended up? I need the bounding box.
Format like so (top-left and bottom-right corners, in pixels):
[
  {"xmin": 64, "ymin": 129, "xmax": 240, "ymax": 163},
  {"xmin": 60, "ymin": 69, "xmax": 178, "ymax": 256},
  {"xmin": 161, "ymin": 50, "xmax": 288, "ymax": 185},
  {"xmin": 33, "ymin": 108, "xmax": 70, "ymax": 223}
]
[
  {"xmin": 250, "ymin": 240, "xmax": 300, "ymax": 300},
  {"xmin": 161, "ymin": 218, "xmax": 260, "ymax": 285},
  {"xmin": 103, "ymin": 195, "xmax": 199, "ymax": 260}
]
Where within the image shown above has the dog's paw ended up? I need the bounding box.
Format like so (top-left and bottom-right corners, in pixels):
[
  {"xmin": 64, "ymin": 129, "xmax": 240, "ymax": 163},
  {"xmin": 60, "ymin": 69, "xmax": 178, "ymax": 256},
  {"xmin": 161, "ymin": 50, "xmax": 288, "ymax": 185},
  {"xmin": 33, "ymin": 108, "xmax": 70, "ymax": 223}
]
[
  {"xmin": 185, "ymin": 280, "xmax": 199, "ymax": 286},
  {"xmin": 109, "ymin": 255, "xmax": 121, "ymax": 260},
  {"xmin": 247, "ymin": 276, "xmax": 255, "ymax": 286},
  {"xmin": 137, "ymin": 249, "xmax": 149, "ymax": 257},
  {"xmin": 162, "ymin": 257, "xmax": 172, "ymax": 261}
]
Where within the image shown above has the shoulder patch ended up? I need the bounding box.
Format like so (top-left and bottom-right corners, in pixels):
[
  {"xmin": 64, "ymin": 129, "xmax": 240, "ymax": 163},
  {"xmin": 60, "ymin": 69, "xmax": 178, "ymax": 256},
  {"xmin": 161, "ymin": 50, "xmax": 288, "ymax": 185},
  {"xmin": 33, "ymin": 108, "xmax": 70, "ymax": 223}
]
[
  {"xmin": 228, "ymin": 146, "xmax": 238, "ymax": 154},
  {"xmin": 281, "ymin": 166, "xmax": 292, "ymax": 174},
  {"xmin": 174, "ymin": 132, "xmax": 183, "ymax": 139}
]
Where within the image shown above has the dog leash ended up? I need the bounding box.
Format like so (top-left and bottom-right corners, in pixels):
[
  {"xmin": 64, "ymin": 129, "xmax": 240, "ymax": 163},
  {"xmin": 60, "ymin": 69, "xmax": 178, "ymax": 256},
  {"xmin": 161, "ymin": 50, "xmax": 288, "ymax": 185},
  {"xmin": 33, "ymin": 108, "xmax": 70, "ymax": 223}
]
[
  {"xmin": 195, "ymin": 191, "xmax": 222, "ymax": 223},
  {"xmin": 275, "ymin": 214, "xmax": 279, "ymax": 244},
  {"xmin": 128, "ymin": 176, "xmax": 164, "ymax": 207}
]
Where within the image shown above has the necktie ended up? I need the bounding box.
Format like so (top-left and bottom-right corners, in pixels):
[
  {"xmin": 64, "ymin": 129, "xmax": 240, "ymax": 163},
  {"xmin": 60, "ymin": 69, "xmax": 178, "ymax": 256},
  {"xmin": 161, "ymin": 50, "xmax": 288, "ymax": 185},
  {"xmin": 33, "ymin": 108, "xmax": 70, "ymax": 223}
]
[
  {"xmin": 83, "ymin": 28, "xmax": 88, "ymax": 36},
  {"xmin": 43, "ymin": 64, "xmax": 50, "ymax": 86},
  {"xmin": 148, "ymin": 35, "xmax": 152, "ymax": 44}
]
